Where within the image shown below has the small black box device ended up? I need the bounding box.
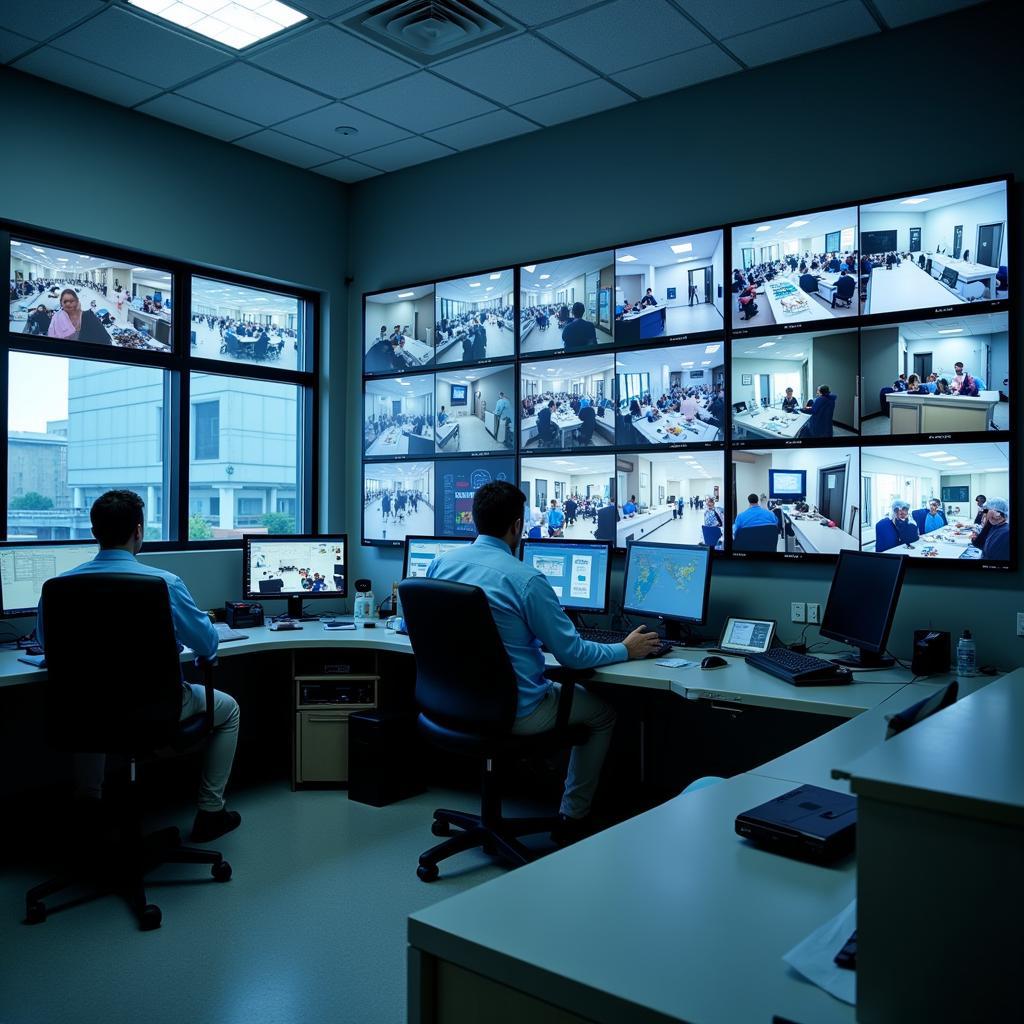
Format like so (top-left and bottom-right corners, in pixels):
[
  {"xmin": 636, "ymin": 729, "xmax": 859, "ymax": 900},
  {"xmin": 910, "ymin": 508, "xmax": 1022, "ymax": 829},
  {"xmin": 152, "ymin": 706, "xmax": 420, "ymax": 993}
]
[
  {"xmin": 225, "ymin": 601, "xmax": 264, "ymax": 628},
  {"xmin": 911, "ymin": 629, "xmax": 950, "ymax": 676},
  {"xmin": 735, "ymin": 784, "xmax": 856, "ymax": 862}
]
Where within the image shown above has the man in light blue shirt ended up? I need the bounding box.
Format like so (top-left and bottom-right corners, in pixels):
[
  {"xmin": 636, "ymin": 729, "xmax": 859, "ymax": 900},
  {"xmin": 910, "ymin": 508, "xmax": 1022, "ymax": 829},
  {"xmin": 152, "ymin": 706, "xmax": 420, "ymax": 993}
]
[
  {"xmin": 37, "ymin": 490, "xmax": 241, "ymax": 844},
  {"xmin": 547, "ymin": 499, "xmax": 565, "ymax": 535},
  {"xmin": 427, "ymin": 481, "xmax": 661, "ymax": 837},
  {"xmin": 732, "ymin": 493, "xmax": 778, "ymax": 537},
  {"xmin": 493, "ymin": 391, "xmax": 512, "ymax": 423}
]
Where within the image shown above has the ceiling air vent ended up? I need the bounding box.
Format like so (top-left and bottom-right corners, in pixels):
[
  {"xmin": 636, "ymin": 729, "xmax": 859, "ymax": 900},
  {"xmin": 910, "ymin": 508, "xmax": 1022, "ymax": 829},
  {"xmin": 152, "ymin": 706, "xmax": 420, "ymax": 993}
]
[{"xmin": 344, "ymin": 0, "xmax": 515, "ymax": 65}]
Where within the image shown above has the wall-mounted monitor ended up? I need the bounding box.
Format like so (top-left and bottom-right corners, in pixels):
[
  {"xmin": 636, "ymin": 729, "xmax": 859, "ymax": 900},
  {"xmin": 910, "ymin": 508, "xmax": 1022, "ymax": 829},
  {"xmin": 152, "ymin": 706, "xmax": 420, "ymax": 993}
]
[
  {"xmin": 520, "ymin": 453, "xmax": 615, "ymax": 542},
  {"xmin": 362, "ymin": 461, "xmax": 435, "ymax": 546},
  {"xmin": 730, "ymin": 206, "xmax": 859, "ymax": 331},
  {"xmin": 364, "ymin": 284, "xmax": 436, "ymax": 374},
  {"xmin": 769, "ymin": 469, "xmax": 807, "ymax": 500},
  {"xmin": 860, "ymin": 179, "xmax": 1008, "ymax": 318},
  {"xmin": 450, "ymin": 384, "xmax": 468, "ymax": 405},
  {"xmin": 434, "ymin": 269, "xmax": 514, "ymax": 367},
  {"xmin": 520, "ymin": 352, "xmax": 615, "ymax": 452},
  {"xmin": 435, "ymin": 457, "xmax": 516, "ymax": 538},
  {"xmin": 435, "ymin": 363, "xmax": 515, "ymax": 455},
  {"xmin": 363, "ymin": 374, "xmax": 435, "ymax": 458}
]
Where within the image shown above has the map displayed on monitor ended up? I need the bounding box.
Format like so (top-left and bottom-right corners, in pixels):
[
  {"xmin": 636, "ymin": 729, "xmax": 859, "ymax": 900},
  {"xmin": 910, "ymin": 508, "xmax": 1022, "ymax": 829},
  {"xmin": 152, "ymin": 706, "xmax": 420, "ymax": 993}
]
[{"xmin": 624, "ymin": 544, "xmax": 709, "ymax": 622}]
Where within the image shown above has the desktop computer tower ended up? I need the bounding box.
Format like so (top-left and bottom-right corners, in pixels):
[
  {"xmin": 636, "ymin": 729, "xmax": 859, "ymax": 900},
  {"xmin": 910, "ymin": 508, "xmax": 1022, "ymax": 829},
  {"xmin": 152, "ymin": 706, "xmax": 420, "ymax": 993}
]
[{"xmin": 347, "ymin": 710, "xmax": 425, "ymax": 807}]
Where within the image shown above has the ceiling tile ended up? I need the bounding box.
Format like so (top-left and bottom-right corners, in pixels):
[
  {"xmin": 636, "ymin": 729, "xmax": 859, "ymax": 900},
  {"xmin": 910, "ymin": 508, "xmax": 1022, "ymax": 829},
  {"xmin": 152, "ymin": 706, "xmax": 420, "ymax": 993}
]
[
  {"xmin": 346, "ymin": 71, "xmax": 496, "ymax": 133},
  {"xmin": 871, "ymin": 0, "xmax": 986, "ymax": 28},
  {"xmin": 14, "ymin": 47, "xmax": 162, "ymax": 107},
  {"xmin": 0, "ymin": 0, "xmax": 103, "ymax": 42},
  {"xmin": 487, "ymin": 0, "xmax": 606, "ymax": 28},
  {"xmin": 50, "ymin": 7, "xmax": 229, "ymax": 88},
  {"xmin": 723, "ymin": 0, "xmax": 878, "ymax": 66},
  {"xmin": 313, "ymin": 158, "xmax": 381, "ymax": 183},
  {"xmin": 426, "ymin": 109, "xmax": 536, "ymax": 151},
  {"xmin": 250, "ymin": 23, "xmax": 415, "ymax": 99},
  {"xmin": 611, "ymin": 43, "xmax": 740, "ymax": 98},
  {"xmin": 511, "ymin": 78, "xmax": 631, "ymax": 127},
  {"xmin": 539, "ymin": 0, "xmax": 707, "ymax": 74},
  {"xmin": 0, "ymin": 28, "xmax": 35, "ymax": 63},
  {"xmin": 434, "ymin": 34, "xmax": 594, "ymax": 106},
  {"xmin": 274, "ymin": 102, "xmax": 409, "ymax": 156},
  {"xmin": 357, "ymin": 136, "xmax": 456, "ymax": 173},
  {"xmin": 292, "ymin": 0, "xmax": 364, "ymax": 15},
  {"xmin": 676, "ymin": 0, "xmax": 835, "ymax": 39},
  {"xmin": 177, "ymin": 63, "xmax": 329, "ymax": 125},
  {"xmin": 235, "ymin": 129, "xmax": 341, "ymax": 169},
  {"xmin": 136, "ymin": 93, "xmax": 261, "ymax": 141}
]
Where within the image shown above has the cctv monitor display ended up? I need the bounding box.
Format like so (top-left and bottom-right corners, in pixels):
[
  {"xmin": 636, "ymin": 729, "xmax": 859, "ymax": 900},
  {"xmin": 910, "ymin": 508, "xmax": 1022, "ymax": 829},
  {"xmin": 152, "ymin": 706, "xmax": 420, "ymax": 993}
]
[
  {"xmin": 10, "ymin": 239, "xmax": 172, "ymax": 352},
  {"xmin": 364, "ymin": 285, "xmax": 435, "ymax": 374},
  {"xmin": 0, "ymin": 542, "xmax": 97, "ymax": 616},
  {"xmin": 731, "ymin": 449, "xmax": 861, "ymax": 556},
  {"xmin": 730, "ymin": 327, "xmax": 859, "ymax": 441},
  {"xmin": 616, "ymin": 451, "xmax": 725, "ymax": 550},
  {"xmin": 435, "ymin": 363, "xmax": 515, "ymax": 455},
  {"xmin": 859, "ymin": 180, "xmax": 1008, "ymax": 317},
  {"xmin": 435, "ymin": 456, "xmax": 515, "ymax": 537},
  {"xmin": 363, "ymin": 461, "xmax": 435, "ymax": 545},
  {"xmin": 363, "ymin": 374, "xmax": 435, "ymax": 457},
  {"xmin": 403, "ymin": 536, "xmax": 474, "ymax": 578},
  {"xmin": 520, "ymin": 353, "xmax": 615, "ymax": 452},
  {"xmin": 520, "ymin": 538, "xmax": 612, "ymax": 613},
  {"xmin": 730, "ymin": 206, "xmax": 859, "ymax": 330},
  {"xmin": 860, "ymin": 313, "xmax": 1008, "ymax": 437},
  {"xmin": 860, "ymin": 442, "xmax": 1009, "ymax": 562},
  {"xmin": 434, "ymin": 269, "xmax": 514, "ymax": 366},
  {"xmin": 243, "ymin": 534, "xmax": 347, "ymax": 618},
  {"xmin": 613, "ymin": 230, "xmax": 725, "ymax": 343},
  {"xmin": 616, "ymin": 343, "xmax": 725, "ymax": 446},
  {"xmin": 519, "ymin": 251, "xmax": 614, "ymax": 355},
  {"xmin": 520, "ymin": 454, "xmax": 615, "ymax": 542}
]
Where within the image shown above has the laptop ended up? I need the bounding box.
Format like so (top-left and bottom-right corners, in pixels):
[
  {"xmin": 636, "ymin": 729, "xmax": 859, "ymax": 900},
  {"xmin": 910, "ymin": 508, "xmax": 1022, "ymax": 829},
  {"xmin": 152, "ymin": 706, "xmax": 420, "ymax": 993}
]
[
  {"xmin": 707, "ymin": 617, "xmax": 776, "ymax": 656},
  {"xmin": 735, "ymin": 784, "xmax": 856, "ymax": 862}
]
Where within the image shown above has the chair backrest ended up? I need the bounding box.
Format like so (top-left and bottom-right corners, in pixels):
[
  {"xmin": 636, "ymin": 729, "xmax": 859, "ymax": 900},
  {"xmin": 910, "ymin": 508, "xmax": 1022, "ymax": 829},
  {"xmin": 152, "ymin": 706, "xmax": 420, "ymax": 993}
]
[
  {"xmin": 702, "ymin": 525, "xmax": 722, "ymax": 547},
  {"xmin": 41, "ymin": 574, "xmax": 184, "ymax": 753},
  {"xmin": 399, "ymin": 578, "xmax": 518, "ymax": 735},
  {"xmin": 733, "ymin": 524, "xmax": 778, "ymax": 552}
]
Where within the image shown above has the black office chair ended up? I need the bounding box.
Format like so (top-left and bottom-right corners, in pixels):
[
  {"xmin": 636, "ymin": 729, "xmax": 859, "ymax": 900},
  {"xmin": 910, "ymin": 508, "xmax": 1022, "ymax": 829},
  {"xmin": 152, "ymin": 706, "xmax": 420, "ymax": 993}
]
[
  {"xmin": 398, "ymin": 578, "xmax": 591, "ymax": 882},
  {"xmin": 732, "ymin": 524, "xmax": 780, "ymax": 552},
  {"xmin": 24, "ymin": 574, "xmax": 231, "ymax": 931}
]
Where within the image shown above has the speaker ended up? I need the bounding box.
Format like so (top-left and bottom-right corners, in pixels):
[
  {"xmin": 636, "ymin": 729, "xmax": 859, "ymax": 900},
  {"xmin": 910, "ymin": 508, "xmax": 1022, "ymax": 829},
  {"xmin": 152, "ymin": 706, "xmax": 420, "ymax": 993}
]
[{"xmin": 911, "ymin": 630, "xmax": 950, "ymax": 676}]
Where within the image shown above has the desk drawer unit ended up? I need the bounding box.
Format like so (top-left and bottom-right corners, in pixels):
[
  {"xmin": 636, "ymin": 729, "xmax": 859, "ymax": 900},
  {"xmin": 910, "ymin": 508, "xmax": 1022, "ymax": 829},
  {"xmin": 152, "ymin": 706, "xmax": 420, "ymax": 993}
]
[{"xmin": 294, "ymin": 675, "xmax": 377, "ymax": 786}]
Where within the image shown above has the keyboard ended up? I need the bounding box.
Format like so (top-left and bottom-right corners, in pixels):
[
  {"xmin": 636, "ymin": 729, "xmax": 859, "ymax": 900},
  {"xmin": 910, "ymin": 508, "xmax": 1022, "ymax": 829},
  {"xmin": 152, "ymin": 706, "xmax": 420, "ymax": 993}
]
[
  {"xmin": 834, "ymin": 929, "xmax": 857, "ymax": 970},
  {"xmin": 745, "ymin": 647, "xmax": 850, "ymax": 686},
  {"xmin": 577, "ymin": 626, "xmax": 674, "ymax": 660},
  {"xmin": 214, "ymin": 622, "xmax": 249, "ymax": 642}
]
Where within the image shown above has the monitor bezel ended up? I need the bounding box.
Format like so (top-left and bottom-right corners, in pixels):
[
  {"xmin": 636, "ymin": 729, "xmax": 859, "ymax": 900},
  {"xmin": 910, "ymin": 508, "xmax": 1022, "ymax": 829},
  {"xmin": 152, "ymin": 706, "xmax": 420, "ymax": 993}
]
[
  {"xmin": 0, "ymin": 539, "xmax": 100, "ymax": 617},
  {"xmin": 518, "ymin": 537, "xmax": 613, "ymax": 614},
  {"xmin": 819, "ymin": 549, "xmax": 907, "ymax": 655},
  {"xmin": 621, "ymin": 540, "xmax": 712, "ymax": 625},
  {"xmin": 768, "ymin": 468, "xmax": 808, "ymax": 501},
  {"xmin": 241, "ymin": 533, "xmax": 348, "ymax": 600},
  {"xmin": 402, "ymin": 534, "xmax": 474, "ymax": 578}
]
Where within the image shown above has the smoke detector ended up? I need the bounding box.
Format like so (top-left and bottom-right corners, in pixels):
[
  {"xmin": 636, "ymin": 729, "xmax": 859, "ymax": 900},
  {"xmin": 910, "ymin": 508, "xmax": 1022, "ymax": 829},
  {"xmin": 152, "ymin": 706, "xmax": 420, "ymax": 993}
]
[{"xmin": 344, "ymin": 0, "xmax": 515, "ymax": 65}]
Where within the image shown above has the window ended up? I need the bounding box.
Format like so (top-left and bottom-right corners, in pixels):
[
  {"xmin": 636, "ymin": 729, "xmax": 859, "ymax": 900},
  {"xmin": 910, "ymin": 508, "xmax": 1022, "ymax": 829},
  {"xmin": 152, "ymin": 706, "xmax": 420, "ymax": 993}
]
[
  {"xmin": 193, "ymin": 401, "xmax": 220, "ymax": 461},
  {"xmin": 840, "ymin": 227, "xmax": 856, "ymax": 251}
]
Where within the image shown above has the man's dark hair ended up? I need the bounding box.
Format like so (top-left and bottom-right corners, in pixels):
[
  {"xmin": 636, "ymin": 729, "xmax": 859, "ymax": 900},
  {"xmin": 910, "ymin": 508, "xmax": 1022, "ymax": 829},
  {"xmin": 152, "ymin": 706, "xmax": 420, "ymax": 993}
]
[
  {"xmin": 472, "ymin": 481, "xmax": 527, "ymax": 538},
  {"xmin": 91, "ymin": 489, "xmax": 144, "ymax": 548},
  {"xmin": 747, "ymin": 493, "xmax": 759, "ymax": 505},
  {"xmin": 571, "ymin": 301, "xmax": 585, "ymax": 318},
  {"xmin": 976, "ymin": 494, "xmax": 987, "ymax": 503}
]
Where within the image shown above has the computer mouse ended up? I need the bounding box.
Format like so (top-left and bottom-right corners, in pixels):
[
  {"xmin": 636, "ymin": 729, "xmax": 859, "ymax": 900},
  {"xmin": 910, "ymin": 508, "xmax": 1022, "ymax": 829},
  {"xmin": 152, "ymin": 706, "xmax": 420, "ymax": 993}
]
[{"xmin": 701, "ymin": 655, "xmax": 727, "ymax": 670}]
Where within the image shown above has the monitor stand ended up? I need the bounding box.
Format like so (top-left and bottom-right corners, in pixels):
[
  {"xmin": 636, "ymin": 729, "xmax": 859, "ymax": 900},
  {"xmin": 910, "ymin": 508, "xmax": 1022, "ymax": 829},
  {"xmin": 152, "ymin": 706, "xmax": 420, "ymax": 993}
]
[
  {"xmin": 282, "ymin": 596, "xmax": 319, "ymax": 621},
  {"xmin": 661, "ymin": 619, "xmax": 688, "ymax": 646},
  {"xmin": 831, "ymin": 647, "xmax": 895, "ymax": 669}
]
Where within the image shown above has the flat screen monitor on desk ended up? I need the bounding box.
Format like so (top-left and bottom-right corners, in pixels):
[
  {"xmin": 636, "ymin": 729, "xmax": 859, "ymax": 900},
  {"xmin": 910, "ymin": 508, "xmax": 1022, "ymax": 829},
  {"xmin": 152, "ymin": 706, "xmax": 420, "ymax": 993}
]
[
  {"xmin": 243, "ymin": 534, "xmax": 347, "ymax": 620},
  {"xmin": 403, "ymin": 536, "xmax": 473, "ymax": 578},
  {"xmin": 0, "ymin": 542, "xmax": 98, "ymax": 616},
  {"xmin": 519, "ymin": 539, "xmax": 611, "ymax": 617},
  {"xmin": 768, "ymin": 469, "xmax": 806, "ymax": 501},
  {"xmin": 622, "ymin": 541, "xmax": 711, "ymax": 641},
  {"xmin": 819, "ymin": 550, "xmax": 907, "ymax": 667}
]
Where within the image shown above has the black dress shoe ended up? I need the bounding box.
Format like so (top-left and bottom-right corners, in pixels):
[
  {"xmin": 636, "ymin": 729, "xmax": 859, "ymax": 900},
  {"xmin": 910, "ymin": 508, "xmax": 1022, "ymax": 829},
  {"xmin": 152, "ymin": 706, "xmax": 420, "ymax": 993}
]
[
  {"xmin": 550, "ymin": 813, "xmax": 594, "ymax": 847},
  {"xmin": 190, "ymin": 808, "xmax": 241, "ymax": 843}
]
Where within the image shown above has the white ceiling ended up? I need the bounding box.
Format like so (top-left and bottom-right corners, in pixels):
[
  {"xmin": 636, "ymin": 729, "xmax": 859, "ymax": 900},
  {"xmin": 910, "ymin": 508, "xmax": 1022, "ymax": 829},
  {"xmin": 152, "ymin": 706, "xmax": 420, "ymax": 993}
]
[
  {"xmin": 365, "ymin": 375, "xmax": 433, "ymax": 398},
  {"xmin": 366, "ymin": 283, "xmax": 433, "ymax": 303},
  {"xmin": 860, "ymin": 180, "xmax": 1005, "ymax": 214},
  {"xmin": 9, "ymin": 239, "xmax": 170, "ymax": 280},
  {"xmin": 732, "ymin": 328, "xmax": 853, "ymax": 359},
  {"xmin": 867, "ymin": 311, "xmax": 1008, "ymax": 340},
  {"xmin": 521, "ymin": 352, "xmax": 612, "ymax": 379},
  {"xmin": 616, "ymin": 341, "xmax": 723, "ymax": 372},
  {"xmin": 521, "ymin": 454, "xmax": 614, "ymax": 475},
  {"xmin": 732, "ymin": 206, "xmax": 858, "ymax": 246},
  {"xmin": 362, "ymin": 460, "xmax": 432, "ymax": 482},
  {"xmin": 615, "ymin": 230, "xmax": 722, "ymax": 270},
  {"xmin": 436, "ymin": 269, "xmax": 514, "ymax": 303},
  {"xmin": 436, "ymin": 362, "xmax": 514, "ymax": 385},
  {"xmin": 0, "ymin": 0, "xmax": 987, "ymax": 183},
  {"xmin": 521, "ymin": 251, "xmax": 613, "ymax": 292},
  {"xmin": 862, "ymin": 442, "xmax": 1010, "ymax": 473},
  {"xmin": 630, "ymin": 450, "xmax": 723, "ymax": 476}
]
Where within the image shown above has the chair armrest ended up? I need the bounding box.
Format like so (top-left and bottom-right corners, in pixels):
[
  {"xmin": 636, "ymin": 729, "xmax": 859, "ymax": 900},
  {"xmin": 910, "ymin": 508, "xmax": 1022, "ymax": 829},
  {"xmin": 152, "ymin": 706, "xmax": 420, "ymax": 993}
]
[
  {"xmin": 544, "ymin": 667, "xmax": 593, "ymax": 733},
  {"xmin": 194, "ymin": 655, "xmax": 218, "ymax": 735}
]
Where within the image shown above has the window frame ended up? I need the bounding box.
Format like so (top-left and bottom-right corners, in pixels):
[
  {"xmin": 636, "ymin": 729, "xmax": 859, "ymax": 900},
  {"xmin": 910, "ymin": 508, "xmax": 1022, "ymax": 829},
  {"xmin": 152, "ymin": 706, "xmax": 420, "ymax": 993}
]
[{"xmin": 2, "ymin": 220, "xmax": 320, "ymax": 550}]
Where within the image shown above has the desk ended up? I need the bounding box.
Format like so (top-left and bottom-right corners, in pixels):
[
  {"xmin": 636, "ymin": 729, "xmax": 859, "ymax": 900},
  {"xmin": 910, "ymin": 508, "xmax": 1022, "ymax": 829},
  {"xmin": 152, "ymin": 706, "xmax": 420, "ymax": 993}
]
[
  {"xmin": 732, "ymin": 406, "xmax": 804, "ymax": 439},
  {"xmin": 396, "ymin": 337, "xmax": 434, "ymax": 367},
  {"xmin": 896, "ymin": 522, "xmax": 982, "ymax": 560},
  {"xmin": 922, "ymin": 252, "xmax": 999, "ymax": 298},
  {"xmin": 864, "ymin": 260, "xmax": 966, "ymax": 315},
  {"xmin": 615, "ymin": 304, "xmax": 665, "ymax": 343},
  {"xmin": 435, "ymin": 421, "xmax": 460, "ymax": 450},
  {"xmin": 761, "ymin": 276, "xmax": 834, "ymax": 324},
  {"xmin": 365, "ymin": 426, "xmax": 407, "ymax": 457},
  {"xmin": 885, "ymin": 389, "xmax": 999, "ymax": 433},
  {"xmin": 521, "ymin": 409, "xmax": 612, "ymax": 447},
  {"xmin": 780, "ymin": 505, "xmax": 858, "ymax": 555},
  {"xmin": 630, "ymin": 408, "xmax": 719, "ymax": 444}
]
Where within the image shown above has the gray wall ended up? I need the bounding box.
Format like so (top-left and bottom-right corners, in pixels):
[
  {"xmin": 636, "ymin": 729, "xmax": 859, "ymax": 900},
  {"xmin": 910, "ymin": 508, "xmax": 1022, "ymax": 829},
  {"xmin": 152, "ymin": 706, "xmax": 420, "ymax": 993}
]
[
  {"xmin": 811, "ymin": 331, "xmax": 858, "ymax": 430},
  {"xmin": 861, "ymin": 328, "xmax": 898, "ymax": 418},
  {"xmin": 346, "ymin": 5, "xmax": 1024, "ymax": 669}
]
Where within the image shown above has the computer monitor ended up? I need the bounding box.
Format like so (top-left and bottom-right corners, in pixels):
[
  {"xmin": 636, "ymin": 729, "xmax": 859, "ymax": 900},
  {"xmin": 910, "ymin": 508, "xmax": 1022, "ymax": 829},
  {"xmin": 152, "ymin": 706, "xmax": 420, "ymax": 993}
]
[
  {"xmin": 403, "ymin": 536, "xmax": 473, "ymax": 578},
  {"xmin": 519, "ymin": 538, "xmax": 612, "ymax": 617},
  {"xmin": 768, "ymin": 468, "xmax": 807, "ymax": 501},
  {"xmin": 242, "ymin": 534, "xmax": 347, "ymax": 619},
  {"xmin": 0, "ymin": 542, "xmax": 97, "ymax": 616},
  {"xmin": 819, "ymin": 550, "xmax": 907, "ymax": 667},
  {"xmin": 621, "ymin": 541, "xmax": 711, "ymax": 641}
]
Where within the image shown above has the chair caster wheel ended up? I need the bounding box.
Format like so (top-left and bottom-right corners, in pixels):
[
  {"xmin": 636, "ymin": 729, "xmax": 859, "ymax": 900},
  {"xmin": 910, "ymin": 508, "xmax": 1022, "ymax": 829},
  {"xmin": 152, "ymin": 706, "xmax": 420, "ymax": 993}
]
[
  {"xmin": 25, "ymin": 901, "xmax": 46, "ymax": 925},
  {"xmin": 431, "ymin": 820, "xmax": 451, "ymax": 837},
  {"xmin": 417, "ymin": 863, "xmax": 439, "ymax": 882},
  {"xmin": 212, "ymin": 860, "xmax": 232, "ymax": 882},
  {"xmin": 139, "ymin": 904, "xmax": 162, "ymax": 931}
]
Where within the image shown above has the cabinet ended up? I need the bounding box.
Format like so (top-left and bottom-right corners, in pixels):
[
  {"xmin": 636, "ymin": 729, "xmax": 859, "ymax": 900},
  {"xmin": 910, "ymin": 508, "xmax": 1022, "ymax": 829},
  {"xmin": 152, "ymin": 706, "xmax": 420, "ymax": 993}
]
[{"xmin": 294, "ymin": 672, "xmax": 377, "ymax": 787}]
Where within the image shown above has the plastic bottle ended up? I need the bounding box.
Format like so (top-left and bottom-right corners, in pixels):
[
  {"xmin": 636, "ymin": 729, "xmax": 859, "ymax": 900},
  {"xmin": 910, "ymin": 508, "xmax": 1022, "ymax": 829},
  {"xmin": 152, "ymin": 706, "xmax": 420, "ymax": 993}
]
[
  {"xmin": 956, "ymin": 629, "xmax": 976, "ymax": 677},
  {"xmin": 353, "ymin": 587, "xmax": 375, "ymax": 626}
]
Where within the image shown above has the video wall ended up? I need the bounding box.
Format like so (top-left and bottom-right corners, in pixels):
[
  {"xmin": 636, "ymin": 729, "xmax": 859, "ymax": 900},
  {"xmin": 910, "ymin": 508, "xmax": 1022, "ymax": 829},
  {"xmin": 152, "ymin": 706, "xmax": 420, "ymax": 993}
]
[{"xmin": 361, "ymin": 176, "xmax": 1013, "ymax": 569}]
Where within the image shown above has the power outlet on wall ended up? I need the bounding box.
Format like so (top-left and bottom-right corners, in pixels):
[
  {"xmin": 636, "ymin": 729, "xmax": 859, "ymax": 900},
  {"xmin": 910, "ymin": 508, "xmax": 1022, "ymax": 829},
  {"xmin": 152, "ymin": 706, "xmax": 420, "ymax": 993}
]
[
  {"xmin": 807, "ymin": 603, "xmax": 820, "ymax": 625},
  {"xmin": 791, "ymin": 602, "xmax": 806, "ymax": 624}
]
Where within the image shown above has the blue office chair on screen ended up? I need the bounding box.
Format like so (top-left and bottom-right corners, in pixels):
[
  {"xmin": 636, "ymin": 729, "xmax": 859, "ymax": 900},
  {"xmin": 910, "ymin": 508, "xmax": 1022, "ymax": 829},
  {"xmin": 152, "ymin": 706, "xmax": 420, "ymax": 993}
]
[
  {"xmin": 702, "ymin": 525, "xmax": 722, "ymax": 548},
  {"xmin": 733, "ymin": 524, "xmax": 779, "ymax": 552}
]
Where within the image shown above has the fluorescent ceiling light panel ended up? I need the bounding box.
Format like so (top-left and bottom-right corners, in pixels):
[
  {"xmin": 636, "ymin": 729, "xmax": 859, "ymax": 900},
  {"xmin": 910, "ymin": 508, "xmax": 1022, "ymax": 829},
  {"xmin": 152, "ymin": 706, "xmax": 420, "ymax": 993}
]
[
  {"xmin": 937, "ymin": 328, "xmax": 963, "ymax": 334},
  {"xmin": 523, "ymin": 265, "xmax": 536, "ymax": 274},
  {"xmin": 617, "ymin": 254, "xmax": 638, "ymax": 263},
  {"xmin": 670, "ymin": 243, "xmax": 693, "ymax": 254},
  {"xmin": 677, "ymin": 257, "xmax": 698, "ymax": 263},
  {"xmin": 917, "ymin": 451, "xmax": 947, "ymax": 458},
  {"xmin": 468, "ymin": 282, "xmax": 481, "ymax": 287},
  {"xmin": 932, "ymin": 456, "xmax": 959, "ymax": 463},
  {"xmin": 539, "ymin": 274, "xmax": 550, "ymax": 280},
  {"xmin": 758, "ymin": 342, "xmax": 776, "ymax": 348},
  {"xmin": 489, "ymin": 273, "xmax": 501, "ymax": 280},
  {"xmin": 397, "ymin": 291, "xmax": 414, "ymax": 298},
  {"xmin": 755, "ymin": 225, "xmax": 771, "ymax": 232},
  {"xmin": 700, "ymin": 361, "xmax": 711, "ymax": 365},
  {"xmin": 128, "ymin": 0, "xmax": 306, "ymax": 49},
  {"xmin": 704, "ymin": 345, "xmax": 720, "ymax": 354},
  {"xmin": 786, "ymin": 220, "xmax": 809, "ymax": 229},
  {"xmin": 901, "ymin": 197, "xmax": 928, "ymax": 205}
]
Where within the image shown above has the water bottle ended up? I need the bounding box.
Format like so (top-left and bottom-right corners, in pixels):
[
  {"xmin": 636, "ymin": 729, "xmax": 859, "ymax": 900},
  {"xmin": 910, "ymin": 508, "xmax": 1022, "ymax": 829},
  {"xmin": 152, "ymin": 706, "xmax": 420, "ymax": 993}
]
[
  {"xmin": 956, "ymin": 629, "xmax": 976, "ymax": 677},
  {"xmin": 353, "ymin": 580, "xmax": 374, "ymax": 626}
]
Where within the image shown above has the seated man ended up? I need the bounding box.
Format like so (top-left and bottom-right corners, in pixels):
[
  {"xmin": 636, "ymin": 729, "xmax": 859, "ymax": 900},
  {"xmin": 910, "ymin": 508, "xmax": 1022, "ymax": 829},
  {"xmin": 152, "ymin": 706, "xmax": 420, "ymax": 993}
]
[
  {"xmin": 781, "ymin": 388, "xmax": 799, "ymax": 413},
  {"xmin": 970, "ymin": 497, "xmax": 1009, "ymax": 560},
  {"xmin": 547, "ymin": 499, "xmax": 565, "ymax": 537},
  {"xmin": 37, "ymin": 490, "xmax": 241, "ymax": 843},
  {"xmin": 799, "ymin": 270, "xmax": 820, "ymax": 294},
  {"xmin": 875, "ymin": 499, "xmax": 920, "ymax": 552},
  {"xmin": 537, "ymin": 401, "xmax": 558, "ymax": 446},
  {"xmin": 426, "ymin": 482, "xmax": 661, "ymax": 839},
  {"xmin": 622, "ymin": 495, "xmax": 638, "ymax": 517},
  {"xmin": 912, "ymin": 498, "xmax": 948, "ymax": 535},
  {"xmin": 732, "ymin": 493, "xmax": 777, "ymax": 537},
  {"xmin": 832, "ymin": 270, "xmax": 856, "ymax": 307}
]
